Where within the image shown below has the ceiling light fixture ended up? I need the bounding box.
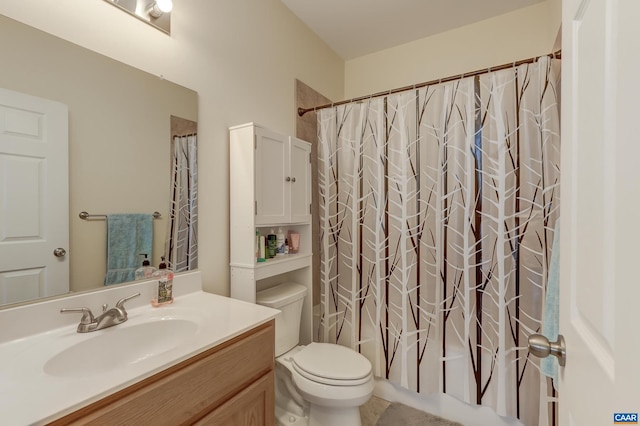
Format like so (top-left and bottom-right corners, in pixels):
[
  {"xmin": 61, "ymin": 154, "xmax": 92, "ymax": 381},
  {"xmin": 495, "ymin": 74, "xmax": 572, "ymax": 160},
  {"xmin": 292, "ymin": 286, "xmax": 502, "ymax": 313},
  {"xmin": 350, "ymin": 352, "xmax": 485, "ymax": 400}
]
[{"xmin": 147, "ymin": 0, "xmax": 173, "ymax": 18}]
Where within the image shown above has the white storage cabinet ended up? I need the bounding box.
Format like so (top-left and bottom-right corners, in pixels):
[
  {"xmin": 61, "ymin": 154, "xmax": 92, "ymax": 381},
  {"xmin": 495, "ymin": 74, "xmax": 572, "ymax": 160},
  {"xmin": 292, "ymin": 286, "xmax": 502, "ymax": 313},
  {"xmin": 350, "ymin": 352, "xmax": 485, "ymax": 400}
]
[{"xmin": 229, "ymin": 123, "xmax": 313, "ymax": 345}]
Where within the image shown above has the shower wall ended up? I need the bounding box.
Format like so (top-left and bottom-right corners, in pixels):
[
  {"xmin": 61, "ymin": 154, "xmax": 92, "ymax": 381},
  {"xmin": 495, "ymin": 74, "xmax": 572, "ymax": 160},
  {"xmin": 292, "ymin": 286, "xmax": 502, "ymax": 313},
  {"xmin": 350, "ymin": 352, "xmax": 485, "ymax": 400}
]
[{"xmin": 295, "ymin": 79, "xmax": 332, "ymax": 307}]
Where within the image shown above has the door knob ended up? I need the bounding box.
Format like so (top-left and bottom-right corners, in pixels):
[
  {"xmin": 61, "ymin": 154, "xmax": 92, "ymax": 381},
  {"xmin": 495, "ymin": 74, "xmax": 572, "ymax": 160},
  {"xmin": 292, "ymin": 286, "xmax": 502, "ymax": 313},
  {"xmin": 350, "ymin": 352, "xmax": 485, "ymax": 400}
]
[
  {"xmin": 286, "ymin": 176, "xmax": 291, "ymax": 182},
  {"xmin": 53, "ymin": 248, "xmax": 67, "ymax": 258},
  {"xmin": 291, "ymin": 177, "xmax": 296, "ymax": 183},
  {"xmin": 528, "ymin": 334, "xmax": 566, "ymax": 366}
]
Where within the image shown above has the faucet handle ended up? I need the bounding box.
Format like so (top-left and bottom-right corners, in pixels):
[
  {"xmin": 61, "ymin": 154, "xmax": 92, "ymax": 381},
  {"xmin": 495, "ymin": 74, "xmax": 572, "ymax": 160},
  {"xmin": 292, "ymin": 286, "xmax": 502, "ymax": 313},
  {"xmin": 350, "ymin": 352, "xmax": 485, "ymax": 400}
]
[
  {"xmin": 60, "ymin": 307, "xmax": 95, "ymax": 324},
  {"xmin": 115, "ymin": 292, "xmax": 141, "ymax": 310}
]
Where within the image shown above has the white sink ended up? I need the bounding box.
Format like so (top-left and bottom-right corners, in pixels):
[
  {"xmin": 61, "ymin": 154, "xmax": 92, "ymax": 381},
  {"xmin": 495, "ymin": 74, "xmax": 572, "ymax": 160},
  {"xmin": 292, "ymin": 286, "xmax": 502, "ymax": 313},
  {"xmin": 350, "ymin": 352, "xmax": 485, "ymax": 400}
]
[{"xmin": 43, "ymin": 318, "xmax": 199, "ymax": 378}]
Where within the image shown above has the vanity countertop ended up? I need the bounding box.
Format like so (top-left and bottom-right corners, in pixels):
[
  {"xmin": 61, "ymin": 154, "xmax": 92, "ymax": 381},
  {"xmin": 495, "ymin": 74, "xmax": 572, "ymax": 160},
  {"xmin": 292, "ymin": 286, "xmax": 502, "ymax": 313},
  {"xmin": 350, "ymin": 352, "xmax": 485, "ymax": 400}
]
[{"xmin": 0, "ymin": 272, "xmax": 278, "ymax": 425}]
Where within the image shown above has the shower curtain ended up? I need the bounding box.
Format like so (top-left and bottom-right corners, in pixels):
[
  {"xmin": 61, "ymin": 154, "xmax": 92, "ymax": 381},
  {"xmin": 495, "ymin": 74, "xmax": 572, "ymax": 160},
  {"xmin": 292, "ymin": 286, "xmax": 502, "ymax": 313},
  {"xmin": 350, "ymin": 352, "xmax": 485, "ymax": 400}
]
[
  {"xmin": 166, "ymin": 134, "xmax": 198, "ymax": 272},
  {"xmin": 318, "ymin": 56, "xmax": 560, "ymax": 425}
]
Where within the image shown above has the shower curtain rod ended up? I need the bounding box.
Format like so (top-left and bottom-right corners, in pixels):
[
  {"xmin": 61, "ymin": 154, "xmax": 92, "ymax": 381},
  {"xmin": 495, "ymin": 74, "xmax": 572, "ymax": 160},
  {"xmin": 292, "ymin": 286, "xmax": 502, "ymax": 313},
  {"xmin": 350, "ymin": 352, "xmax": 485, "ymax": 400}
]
[{"xmin": 297, "ymin": 50, "xmax": 561, "ymax": 117}]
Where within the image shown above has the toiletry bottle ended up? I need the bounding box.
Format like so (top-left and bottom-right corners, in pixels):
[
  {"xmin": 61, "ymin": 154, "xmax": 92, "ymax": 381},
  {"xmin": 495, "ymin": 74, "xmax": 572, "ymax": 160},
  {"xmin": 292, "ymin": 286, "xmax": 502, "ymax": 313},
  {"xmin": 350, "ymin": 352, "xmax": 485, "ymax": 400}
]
[
  {"xmin": 284, "ymin": 238, "xmax": 289, "ymax": 255},
  {"xmin": 135, "ymin": 254, "xmax": 156, "ymax": 280},
  {"xmin": 289, "ymin": 231, "xmax": 300, "ymax": 253},
  {"xmin": 276, "ymin": 227, "xmax": 285, "ymax": 256},
  {"xmin": 258, "ymin": 235, "xmax": 266, "ymax": 262},
  {"xmin": 152, "ymin": 256, "xmax": 173, "ymax": 306},
  {"xmin": 267, "ymin": 229, "xmax": 277, "ymax": 259}
]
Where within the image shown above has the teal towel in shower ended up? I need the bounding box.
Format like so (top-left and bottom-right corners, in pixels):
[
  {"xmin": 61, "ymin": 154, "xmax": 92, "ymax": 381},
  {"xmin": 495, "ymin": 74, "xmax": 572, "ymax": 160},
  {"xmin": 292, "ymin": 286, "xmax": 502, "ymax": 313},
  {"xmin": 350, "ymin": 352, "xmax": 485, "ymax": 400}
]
[
  {"xmin": 541, "ymin": 222, "xmax": 560, "ymax": 390},
  {"xmin": 104, "ymin": 214, "xmax": 153, "ymax": 285}
]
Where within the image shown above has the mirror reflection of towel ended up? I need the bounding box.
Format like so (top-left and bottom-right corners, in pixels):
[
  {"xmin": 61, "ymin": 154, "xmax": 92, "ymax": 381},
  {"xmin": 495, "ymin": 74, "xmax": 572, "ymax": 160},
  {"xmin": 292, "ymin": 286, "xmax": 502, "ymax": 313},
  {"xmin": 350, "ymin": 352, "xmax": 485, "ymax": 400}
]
[{"xmin": 104, "ymin": 214, "xmax": 153, "ymax": 285}]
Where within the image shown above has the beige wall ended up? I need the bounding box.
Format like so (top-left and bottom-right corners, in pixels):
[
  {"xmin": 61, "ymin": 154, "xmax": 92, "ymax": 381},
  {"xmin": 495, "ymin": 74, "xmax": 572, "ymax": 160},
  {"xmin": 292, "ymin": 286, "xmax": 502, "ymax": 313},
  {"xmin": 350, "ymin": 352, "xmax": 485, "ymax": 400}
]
[
  {"xmin": 0, "ymin": 0, "xmax": 344, "ymax": 296},
  {"xmin": 549, "ymin": 0, "xmax": 562, "ymax": 50},
  {"xmin": 344, "ymin": 1, "xmax": 559, "ymax": 99}
]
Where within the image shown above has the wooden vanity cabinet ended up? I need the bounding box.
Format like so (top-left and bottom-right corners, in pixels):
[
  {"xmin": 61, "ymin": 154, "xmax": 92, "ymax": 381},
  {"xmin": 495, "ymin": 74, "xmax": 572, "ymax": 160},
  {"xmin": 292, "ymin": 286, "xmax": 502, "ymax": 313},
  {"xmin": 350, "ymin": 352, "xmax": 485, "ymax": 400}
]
[{"xmin": 49, "ymin": 321, "xmax": 275, "ymax": 426}]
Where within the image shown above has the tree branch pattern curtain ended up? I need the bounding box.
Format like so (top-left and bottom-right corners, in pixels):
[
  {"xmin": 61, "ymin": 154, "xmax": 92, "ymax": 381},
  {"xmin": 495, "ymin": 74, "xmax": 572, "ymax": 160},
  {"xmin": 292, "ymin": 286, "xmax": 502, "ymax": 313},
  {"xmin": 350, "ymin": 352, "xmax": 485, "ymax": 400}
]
[
  {"xmin": 318, "ymin": 57, "xmax": 560, "ymax": 425},
  {"xmin": 166, "ymin": 134, "xmax": 198, "ymax": 272}
]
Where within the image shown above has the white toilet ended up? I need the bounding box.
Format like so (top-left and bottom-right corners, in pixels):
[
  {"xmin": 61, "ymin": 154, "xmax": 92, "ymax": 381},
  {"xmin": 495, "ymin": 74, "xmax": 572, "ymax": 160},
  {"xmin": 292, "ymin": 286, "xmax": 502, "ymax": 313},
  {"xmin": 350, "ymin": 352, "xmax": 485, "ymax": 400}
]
[{"xmin": 256, "ymin": 282, "xmax": 374, "ymax": 426}]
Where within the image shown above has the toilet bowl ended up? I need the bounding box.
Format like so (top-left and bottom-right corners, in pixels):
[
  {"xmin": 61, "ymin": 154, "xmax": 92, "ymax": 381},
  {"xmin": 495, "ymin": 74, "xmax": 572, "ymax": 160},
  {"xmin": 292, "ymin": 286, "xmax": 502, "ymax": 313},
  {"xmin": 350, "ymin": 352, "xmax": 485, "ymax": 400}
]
[{"xmin": 256, "ymin": 283, "xmax": 374, "ymax": 426}]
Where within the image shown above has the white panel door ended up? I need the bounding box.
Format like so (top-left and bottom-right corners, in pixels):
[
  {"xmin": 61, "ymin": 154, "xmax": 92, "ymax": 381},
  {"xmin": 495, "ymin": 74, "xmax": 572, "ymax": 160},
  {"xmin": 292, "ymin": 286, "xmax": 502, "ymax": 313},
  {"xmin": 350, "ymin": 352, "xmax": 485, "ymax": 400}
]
[
  {"xmin": 560, "ymin": 0, "xmax": 640, "ymax": 423},
  {"xmin": 255, "ymin": 127, "xmax": 289, "ymax": 225},
  {"xmin": 0, "ymin": 88, "xmax": 69, "ymax": 305},
  {"xmin": 289, "ymin": 138, "xmax": 311, "ymax": 224}
]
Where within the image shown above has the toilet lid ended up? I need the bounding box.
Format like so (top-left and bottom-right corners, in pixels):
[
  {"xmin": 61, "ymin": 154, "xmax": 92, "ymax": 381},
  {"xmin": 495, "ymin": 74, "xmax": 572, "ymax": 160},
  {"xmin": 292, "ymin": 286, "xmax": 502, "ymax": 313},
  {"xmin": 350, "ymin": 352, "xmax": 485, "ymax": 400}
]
[{"xmin": 292, "ymin": 342, "xmax": 372, "ymax": 384}]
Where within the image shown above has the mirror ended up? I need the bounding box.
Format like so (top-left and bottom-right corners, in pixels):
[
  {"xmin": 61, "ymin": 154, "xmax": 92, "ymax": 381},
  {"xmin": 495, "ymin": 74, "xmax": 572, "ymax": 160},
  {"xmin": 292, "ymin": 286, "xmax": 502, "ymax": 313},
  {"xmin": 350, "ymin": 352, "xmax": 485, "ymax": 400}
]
[{"xmin": 0, "ymin": 14, "xmax": 198, "ymax": 307}]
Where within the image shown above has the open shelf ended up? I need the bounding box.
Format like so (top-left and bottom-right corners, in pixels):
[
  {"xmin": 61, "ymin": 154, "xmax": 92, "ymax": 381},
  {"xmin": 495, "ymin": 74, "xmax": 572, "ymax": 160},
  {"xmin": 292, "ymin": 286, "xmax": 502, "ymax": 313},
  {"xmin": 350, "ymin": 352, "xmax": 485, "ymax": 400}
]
[{"xmin": 231, "ymin": 253, "xmax": 312, "ymax": 281}]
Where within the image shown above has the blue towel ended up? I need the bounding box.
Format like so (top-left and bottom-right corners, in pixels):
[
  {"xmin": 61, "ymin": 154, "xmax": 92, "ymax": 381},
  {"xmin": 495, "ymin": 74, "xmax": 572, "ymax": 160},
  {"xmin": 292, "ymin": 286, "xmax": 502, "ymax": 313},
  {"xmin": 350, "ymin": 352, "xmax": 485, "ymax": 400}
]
[
  {"xmin": 104, "ymin": 214, "xmax": 153, "ymax": 285},
  {"xmin": 541, "ymin": 221, "xmax": 560, "ymax": 389}
]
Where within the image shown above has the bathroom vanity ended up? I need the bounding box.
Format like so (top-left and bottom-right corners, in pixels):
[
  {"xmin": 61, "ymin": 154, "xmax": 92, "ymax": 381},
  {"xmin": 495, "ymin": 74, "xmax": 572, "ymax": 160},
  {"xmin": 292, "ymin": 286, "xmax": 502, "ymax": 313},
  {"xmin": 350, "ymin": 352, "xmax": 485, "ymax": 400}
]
[
  {"xmin": 0, "ymin": 272, "xmax": 278, "ymax": 425},
  {"xmin": 51, "ymin": 321, "xmax": 275, "ymax": 425}
]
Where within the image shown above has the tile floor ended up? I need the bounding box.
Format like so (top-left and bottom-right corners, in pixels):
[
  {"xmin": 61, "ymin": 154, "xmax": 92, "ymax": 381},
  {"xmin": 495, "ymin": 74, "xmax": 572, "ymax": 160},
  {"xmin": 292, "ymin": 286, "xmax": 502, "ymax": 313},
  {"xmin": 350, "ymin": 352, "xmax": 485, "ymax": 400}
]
[{"xmin": 360, "ymin": 396, "xmax": 391, "ymax": 426}]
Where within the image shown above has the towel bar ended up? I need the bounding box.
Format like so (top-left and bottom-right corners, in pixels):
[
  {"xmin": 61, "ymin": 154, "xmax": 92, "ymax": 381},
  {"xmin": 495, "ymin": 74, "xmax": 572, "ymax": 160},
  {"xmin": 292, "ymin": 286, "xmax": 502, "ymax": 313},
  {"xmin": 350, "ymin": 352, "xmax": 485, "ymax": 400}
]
[{"xmin": 79, "ymin": 211, "xmax": 161, "ymax": 220}]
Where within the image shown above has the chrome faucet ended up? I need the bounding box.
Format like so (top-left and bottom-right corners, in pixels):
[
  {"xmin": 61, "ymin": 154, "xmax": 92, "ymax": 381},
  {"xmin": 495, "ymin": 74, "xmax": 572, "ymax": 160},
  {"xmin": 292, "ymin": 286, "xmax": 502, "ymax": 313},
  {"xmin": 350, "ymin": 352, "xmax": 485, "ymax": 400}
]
[{"xmin": 61, "ymin": 292, "xmax": 141, "ymax": 333}]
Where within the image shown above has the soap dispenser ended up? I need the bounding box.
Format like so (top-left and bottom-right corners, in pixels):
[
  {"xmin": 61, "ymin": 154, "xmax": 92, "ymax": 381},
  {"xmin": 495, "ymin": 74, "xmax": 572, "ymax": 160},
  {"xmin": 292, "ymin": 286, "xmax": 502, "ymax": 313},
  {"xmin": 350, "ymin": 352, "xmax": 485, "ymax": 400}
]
[
  {"xmin": 135, "ymin": 254, "xmax": 156, "ymax": 280},
  {"xmin": 151, "ymin": 256, "xmax": 174, "ymax": 307}
]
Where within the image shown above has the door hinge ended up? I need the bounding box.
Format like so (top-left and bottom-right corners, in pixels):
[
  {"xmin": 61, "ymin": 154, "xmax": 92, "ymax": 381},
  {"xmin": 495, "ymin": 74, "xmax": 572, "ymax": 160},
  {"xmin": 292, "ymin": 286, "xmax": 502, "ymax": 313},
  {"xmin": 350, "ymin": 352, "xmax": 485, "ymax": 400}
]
[
  {"xmin": 255, "ymin": 201, "xmax": 257, "ymax": 215},
  {"xmin": 309, "ymin": 153, "xmax": 311, "ymax": 163},
  {"xmin": 254, "ymin": 135, "xmax": 257, "ymax": 149},
  {"xmin": 309, "ymin": 203, "xmax": 311, "ymax": 214}
]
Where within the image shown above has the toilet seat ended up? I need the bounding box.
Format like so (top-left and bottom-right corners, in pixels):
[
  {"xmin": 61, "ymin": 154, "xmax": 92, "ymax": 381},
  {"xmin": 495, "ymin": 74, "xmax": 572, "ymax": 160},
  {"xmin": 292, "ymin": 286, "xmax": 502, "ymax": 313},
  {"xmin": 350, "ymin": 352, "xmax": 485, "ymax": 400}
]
[{"xmin": 291, "ymin": 342, "xmax": 372, "ymax": 386}]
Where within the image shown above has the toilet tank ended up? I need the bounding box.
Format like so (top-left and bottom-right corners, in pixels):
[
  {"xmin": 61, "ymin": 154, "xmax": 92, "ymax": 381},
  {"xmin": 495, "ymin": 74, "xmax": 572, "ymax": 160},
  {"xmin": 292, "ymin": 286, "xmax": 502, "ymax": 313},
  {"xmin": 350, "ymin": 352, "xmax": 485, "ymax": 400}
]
[{"xmin": 256, "ymin": 282, "xmax": 307, "ymax": 356}]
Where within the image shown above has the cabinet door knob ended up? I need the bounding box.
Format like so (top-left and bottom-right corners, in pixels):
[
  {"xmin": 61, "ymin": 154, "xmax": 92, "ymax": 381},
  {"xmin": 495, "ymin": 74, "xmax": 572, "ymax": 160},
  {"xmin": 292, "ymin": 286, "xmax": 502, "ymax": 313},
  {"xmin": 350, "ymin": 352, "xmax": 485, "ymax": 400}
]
[
  {"xmin": 291, "ymin": 177, "xmax": 296, "ymax": 183},
  {"xmin": 286, "ymin": 177, "xmax": 291, "ymax": 182}
]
